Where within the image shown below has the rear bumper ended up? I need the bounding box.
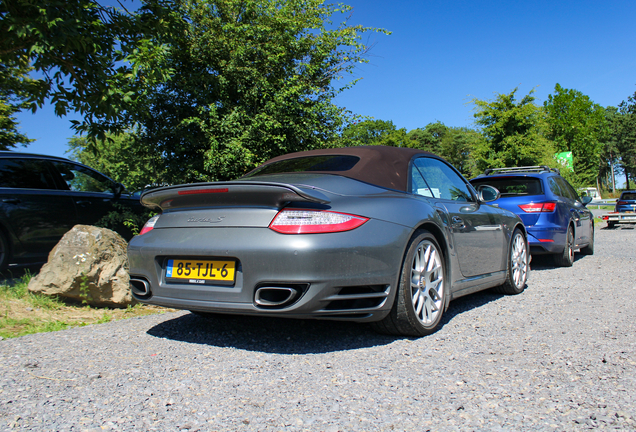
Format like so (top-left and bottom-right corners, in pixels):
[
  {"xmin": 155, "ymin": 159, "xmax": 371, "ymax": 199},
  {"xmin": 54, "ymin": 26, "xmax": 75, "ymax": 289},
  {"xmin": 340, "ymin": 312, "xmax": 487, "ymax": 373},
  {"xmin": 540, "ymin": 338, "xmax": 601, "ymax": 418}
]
[
  {"xmin": 127, "ymin": 220, "xmax": 411, "ymax": 322},
  {"xmin": 602, "ymin": 212, "xmax": 636, "ymax": 224},
  {"xmin": 526, "ymin": 227, "xmax": 565, "ymax": 254}
]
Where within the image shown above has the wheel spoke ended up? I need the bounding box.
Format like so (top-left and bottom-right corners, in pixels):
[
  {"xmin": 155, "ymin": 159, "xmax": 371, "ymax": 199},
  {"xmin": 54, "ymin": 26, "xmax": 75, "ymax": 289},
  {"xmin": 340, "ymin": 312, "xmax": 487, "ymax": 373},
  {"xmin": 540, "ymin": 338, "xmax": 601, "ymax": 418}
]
[
  {"xmin": 410, "ymin": 239, "xmax": 444, "ymax": 326},
  {"xmin": 509, "ymin": 233, "xmax": 527, "ymax": 288}
]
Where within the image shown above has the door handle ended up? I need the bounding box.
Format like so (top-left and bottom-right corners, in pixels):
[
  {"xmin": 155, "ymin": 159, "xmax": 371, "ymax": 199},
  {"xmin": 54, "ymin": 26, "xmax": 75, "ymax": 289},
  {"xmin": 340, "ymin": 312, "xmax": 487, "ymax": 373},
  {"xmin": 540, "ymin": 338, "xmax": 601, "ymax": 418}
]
[
  {"xmin": 2, "ymin": 198, "xmax": 20, "ymax": 204},
  {"xmin": 75, "ymin": 200, "xmax": 92, "ymax": 206},
  {"xmin": 452, "ymin": 216, "xmax": 465, "ymax": 228}
]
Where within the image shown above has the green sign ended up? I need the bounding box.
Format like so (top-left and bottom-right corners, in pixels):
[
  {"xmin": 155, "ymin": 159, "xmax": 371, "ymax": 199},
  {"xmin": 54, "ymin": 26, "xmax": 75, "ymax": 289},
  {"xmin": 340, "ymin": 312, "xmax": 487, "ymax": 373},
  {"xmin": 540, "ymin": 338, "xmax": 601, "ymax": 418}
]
[{"xmin": 555, "ymin": 151, "xmax": 573, "ymax": 169}]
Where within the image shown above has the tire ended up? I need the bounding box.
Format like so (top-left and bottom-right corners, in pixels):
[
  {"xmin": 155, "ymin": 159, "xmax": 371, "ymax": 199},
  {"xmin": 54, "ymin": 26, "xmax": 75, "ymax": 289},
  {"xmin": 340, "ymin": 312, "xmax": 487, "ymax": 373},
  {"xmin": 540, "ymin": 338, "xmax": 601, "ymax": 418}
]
[
  {"xmin": 607, "ymin": 222, "xmax": 616, "ymax": 229},
  {"xmin": 580, "ymin": 225, "xmax": 594, "ymax": 255},
  {"xmin": 372, "ymin": 230, "xmax": 446, "ymax": 337},
  {"xmin": 493, "ymin": 228, "xmax": 528, "ymax": 295},
  {"xmin": 0, "ymin": 229, "xmax": 10, "ymax": 272},
  {"xmin": 553, "ymin": 225, "xmax": 574, "ymax": 267}
]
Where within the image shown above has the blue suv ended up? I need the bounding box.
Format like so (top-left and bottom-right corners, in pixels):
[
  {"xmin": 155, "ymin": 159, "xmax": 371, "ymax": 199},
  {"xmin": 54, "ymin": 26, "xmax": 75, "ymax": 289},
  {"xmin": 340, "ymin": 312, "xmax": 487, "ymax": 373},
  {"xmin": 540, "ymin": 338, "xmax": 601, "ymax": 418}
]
[{"xmin": 470, "ymin": 166, "xmax": 594, "ymax": 267}]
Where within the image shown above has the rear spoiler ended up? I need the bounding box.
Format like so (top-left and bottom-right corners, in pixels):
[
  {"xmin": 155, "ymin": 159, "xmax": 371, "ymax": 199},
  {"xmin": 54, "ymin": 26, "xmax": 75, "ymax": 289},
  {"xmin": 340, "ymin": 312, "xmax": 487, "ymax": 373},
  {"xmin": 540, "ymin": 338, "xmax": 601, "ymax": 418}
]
[{"xmin": 140, "ymin": 181, "xmax": 331, "ymax": 212}]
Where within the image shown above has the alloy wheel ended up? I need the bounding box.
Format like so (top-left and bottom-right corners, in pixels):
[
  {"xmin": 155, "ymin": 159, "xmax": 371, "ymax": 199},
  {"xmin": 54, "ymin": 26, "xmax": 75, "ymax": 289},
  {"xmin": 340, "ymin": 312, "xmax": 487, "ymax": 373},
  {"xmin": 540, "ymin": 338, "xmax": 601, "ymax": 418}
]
[
  {"xmin": 510, "ymin": 232, "xmax": 528, "ymax": 289},
  {"xmin": 410, "ymin": 240, "xmax": 444, "ymax": 325}
]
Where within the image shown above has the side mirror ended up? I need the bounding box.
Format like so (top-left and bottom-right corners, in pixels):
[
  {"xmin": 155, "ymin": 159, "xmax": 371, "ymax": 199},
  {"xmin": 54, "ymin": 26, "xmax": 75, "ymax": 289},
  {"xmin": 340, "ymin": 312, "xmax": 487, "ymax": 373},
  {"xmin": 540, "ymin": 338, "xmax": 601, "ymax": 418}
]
[
  {"xmin": 112, "ymin": 183, "xmax": 124, "ymax": 199},
  {"xmin": 477, "ymin": 185, "xmax": 500, "ymax": 202},
  {"xmin": 580, "ymin": 196, "xmax": 593, "ymax": 205}
]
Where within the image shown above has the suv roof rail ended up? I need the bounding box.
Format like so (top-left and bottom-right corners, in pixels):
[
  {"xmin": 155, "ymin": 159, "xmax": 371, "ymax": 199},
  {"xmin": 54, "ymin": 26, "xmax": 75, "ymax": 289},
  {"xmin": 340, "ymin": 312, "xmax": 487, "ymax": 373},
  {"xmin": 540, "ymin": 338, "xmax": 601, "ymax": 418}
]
[{"xmin": 483, "ymin": 165, "xmax": 560, "ymax": 176}]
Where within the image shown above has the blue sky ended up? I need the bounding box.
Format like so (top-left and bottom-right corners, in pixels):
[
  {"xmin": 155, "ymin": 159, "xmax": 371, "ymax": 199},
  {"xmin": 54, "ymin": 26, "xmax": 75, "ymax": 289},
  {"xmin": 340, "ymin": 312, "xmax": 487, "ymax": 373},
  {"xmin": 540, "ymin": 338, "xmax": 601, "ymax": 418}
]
[{"xmin": 16, "ymin": 0, "xmax": 636, "ymax": 159}]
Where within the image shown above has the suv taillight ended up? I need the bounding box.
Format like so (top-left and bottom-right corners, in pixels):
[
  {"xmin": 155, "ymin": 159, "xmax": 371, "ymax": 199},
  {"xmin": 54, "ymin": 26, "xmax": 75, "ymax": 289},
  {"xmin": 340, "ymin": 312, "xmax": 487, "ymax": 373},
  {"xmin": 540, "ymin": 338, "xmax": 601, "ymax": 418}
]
[{"xmin": 518, "ymin": 202, "xmax": 556, "ymax": 213}]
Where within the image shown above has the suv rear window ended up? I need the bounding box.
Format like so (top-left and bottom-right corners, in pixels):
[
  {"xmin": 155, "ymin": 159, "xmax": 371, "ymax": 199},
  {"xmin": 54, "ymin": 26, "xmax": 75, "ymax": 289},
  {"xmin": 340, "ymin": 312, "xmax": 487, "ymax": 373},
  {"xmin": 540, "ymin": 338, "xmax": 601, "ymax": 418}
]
[
  {"xmin": 471, "ymin": 177, "xmax": 543, "ymax": 197},
  {"xmin": 620, "ymin": 193, "xmax": 636, "ymax": 200},
  {"xmin": 245, "ymin": 155, "xmax": 360, "ymax": 177}
]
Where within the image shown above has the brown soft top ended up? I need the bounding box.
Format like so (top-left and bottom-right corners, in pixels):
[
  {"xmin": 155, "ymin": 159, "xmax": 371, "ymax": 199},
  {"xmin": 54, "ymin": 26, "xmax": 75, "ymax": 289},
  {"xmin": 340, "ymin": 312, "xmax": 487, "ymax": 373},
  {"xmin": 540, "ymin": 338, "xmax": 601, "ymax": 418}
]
[{"xmin": 254, "ymin": 146, "xmax": 436, "ymax": 192}]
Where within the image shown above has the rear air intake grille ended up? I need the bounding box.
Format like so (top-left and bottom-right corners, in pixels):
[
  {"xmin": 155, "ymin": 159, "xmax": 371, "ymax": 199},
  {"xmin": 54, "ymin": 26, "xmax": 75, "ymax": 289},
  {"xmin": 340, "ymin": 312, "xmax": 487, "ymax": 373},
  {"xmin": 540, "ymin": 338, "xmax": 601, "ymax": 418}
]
[{"xmin": 322, "ymin": 285, "xmax": 390, "ymax": 312}]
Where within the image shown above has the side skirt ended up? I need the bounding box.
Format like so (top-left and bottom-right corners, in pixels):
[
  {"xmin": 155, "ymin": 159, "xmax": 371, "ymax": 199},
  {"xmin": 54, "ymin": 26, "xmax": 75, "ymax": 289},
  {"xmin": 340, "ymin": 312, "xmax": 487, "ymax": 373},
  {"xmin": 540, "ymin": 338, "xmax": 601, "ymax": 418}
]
[{"xmin": 449, "ymin": 271, "xmax": 507, "ymax": 300}]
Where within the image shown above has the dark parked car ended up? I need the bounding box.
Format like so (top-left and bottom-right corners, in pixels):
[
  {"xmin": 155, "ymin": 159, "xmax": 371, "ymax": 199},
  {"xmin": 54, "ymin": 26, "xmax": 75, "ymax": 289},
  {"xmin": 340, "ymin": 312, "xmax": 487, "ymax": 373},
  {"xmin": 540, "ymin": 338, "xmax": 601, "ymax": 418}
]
[
  {"xmin": 0, "ymin": 151, "xmax": 145, "ymax": 271},
  {"xmin": 470, "ymin": 166, "xmax": 594, "ymax": 267},
  {"xmin": 128, "ymin": 146, "xmax": 529, "ymax": 336}
]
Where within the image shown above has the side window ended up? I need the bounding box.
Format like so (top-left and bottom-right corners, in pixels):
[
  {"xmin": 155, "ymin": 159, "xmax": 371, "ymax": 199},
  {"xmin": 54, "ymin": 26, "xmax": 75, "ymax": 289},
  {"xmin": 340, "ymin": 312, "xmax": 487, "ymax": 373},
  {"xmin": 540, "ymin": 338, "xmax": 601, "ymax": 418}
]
[
  {"xmin": 548, "ymin": 177, "xmax": 562, "ymax": 196},
  {"xmin": 52, "ymin": 162, "xmax": 115, "ymax": 194},
  {"xmin": 555, "ymin": 177, "xmax": 578, "ymax": 201},
  {"xmin": 411, "ymin": 157, "xmax": 474, "ymax": 202},
  {"xmin": 0, "ymin": 158, "xmax": 57, "ymax": 190}
]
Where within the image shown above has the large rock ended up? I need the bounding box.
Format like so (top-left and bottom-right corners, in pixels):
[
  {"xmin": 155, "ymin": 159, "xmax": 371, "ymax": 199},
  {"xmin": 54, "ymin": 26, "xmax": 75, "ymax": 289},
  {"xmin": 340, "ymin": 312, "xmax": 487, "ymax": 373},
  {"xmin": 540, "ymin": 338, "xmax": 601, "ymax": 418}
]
[{"xmin": 28, "ymin": 225, "xmax": 136, "ymax": 307}]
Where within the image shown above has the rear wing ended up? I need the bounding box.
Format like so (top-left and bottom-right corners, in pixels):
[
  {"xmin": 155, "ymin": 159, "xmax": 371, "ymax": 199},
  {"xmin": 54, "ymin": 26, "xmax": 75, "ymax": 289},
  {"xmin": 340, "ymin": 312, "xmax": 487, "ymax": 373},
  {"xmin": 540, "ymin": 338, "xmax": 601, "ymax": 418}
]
[{"xmin": 140, "ymin": 181, "xmax": 331, "ymax": 212}]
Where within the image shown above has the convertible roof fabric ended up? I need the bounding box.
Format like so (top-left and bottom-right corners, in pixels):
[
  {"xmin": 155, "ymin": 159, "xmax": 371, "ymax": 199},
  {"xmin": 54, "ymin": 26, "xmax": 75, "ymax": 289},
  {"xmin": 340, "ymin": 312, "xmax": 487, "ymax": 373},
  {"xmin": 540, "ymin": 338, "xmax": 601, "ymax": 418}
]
[{"xmin": 253, "ymin": 146, "xmax": 436, "ymax": 192}]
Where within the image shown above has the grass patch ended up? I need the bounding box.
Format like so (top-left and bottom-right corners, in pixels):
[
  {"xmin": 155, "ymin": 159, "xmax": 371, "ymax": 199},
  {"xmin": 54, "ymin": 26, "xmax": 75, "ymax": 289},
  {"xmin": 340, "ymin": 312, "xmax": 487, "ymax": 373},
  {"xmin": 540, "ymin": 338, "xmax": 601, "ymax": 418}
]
[{"xmin": 0, "ymin": 273, "xmax": 171, "ymax": 339}]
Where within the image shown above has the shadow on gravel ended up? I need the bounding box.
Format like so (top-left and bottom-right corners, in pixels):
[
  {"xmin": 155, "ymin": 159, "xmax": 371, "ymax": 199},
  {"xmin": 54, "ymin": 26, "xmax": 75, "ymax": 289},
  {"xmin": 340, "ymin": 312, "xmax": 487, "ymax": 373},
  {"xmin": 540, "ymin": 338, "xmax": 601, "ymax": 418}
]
[
  {"xmin": 529, "ymin": 253, "xmax": 586, "ymax": 272},
  {"xmin": 439, "ymin": 289, "xmax": 503, "ymax": 327},
  {"xmin": 147, "ymin": 313, "xmax": 396, "ymax": 354},
  {"xmin": 146, "ymin": 288, "xmax": 506, "ymax": 354}
]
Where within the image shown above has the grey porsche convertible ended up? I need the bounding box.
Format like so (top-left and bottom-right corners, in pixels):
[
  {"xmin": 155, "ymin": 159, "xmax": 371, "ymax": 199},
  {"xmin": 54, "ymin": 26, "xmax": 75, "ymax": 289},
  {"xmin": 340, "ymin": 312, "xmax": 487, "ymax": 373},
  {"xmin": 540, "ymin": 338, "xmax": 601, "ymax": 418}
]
[{"xmin": 128, "ymin": 146, "xmax": 529, "ymax": 336}]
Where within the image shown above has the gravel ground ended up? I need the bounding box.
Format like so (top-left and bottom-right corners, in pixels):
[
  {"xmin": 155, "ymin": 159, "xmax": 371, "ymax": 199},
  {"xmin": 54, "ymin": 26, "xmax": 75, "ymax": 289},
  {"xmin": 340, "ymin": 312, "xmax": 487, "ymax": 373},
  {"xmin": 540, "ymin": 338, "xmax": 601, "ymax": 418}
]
[{"xmin": 1, "ymin": 223, "xmax": 635, "ymax": 431}]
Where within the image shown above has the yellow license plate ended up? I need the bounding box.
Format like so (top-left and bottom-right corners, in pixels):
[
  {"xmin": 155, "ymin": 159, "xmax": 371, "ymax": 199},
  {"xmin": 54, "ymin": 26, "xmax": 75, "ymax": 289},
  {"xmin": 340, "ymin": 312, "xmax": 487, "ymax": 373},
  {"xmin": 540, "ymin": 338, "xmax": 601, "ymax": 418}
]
[{"xmin": 166, "ymin": 259, "xmax": 235, "ymax": 282}]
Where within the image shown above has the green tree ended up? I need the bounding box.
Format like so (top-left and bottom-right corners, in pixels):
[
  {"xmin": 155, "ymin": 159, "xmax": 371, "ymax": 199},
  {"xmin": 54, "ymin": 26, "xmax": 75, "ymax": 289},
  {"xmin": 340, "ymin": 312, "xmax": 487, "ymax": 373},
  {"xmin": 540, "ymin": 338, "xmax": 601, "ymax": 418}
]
[
  {"xmin": 67, "ymin": 132, "xmax": 166, "ymax": 191},
  {"xmin": 406, "ymin": 122, "xmax": 446, "ymax": 154},
  {"xmin": 471, "ymin": 88, "xmax": 553, "ymax": 173},
  {"xmin": 614, "ymin": 93, "xmax": 636, "ymax": 189},
  {"xmin": 406, "ymin": 122, "xmax": 483, "ymax": 177},
  {"xmin": 543, "ymin": 84, "xmax": 608, "ymax": 187},
  {"xmin": 599, "ymin": 107, "xmax": 622, "ymax": 192},
  {"xmin": 439, "ymin": 127, "xmax": 483, "ymax": 177},
  {"xmin": 340, "ymin": 119, "xmax": 406, "ymax": 147},
  {"xmin": 0, "ymin": 0, "xmax": 169, "ymax": 136},
  {"xmin": 124, "ymin": 0, "xmax": 387, "ymax": 183},
  {"xmin": 0, "ymin": 57, "xmax": 37, "ymax": 148}
]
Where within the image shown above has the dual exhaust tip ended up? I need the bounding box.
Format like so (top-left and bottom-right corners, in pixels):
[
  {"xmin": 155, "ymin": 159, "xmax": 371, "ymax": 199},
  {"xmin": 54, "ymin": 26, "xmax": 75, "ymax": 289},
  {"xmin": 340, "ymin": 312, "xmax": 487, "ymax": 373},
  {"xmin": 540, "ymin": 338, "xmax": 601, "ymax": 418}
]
[
  {"xmin": 130, "ymin": 278, "xmax": 151, "ymax": 298},
  {"xmin": 254, "ymin": 286, "xmax": 302, "ymax": 308},
  {"xmin": 130, "ymin": 278, "xmax": 303, "ymax": 308}
]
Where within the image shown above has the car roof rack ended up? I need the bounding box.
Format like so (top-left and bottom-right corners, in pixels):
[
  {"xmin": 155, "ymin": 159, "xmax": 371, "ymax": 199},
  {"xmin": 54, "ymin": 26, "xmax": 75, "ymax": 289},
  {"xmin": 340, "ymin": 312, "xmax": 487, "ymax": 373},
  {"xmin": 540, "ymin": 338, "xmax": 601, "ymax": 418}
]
[{"xmin": 483, "ymin": 165, "xmax": 560, "ymax": 176}]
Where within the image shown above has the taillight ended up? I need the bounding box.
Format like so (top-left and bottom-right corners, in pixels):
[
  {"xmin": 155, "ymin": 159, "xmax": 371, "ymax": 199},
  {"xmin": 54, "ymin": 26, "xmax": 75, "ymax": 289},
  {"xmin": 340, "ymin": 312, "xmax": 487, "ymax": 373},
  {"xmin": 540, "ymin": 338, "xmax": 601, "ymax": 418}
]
[
  {"xmin": 518, "ymin": 202, "xmax": 556, "ymax": 213},
  {"xmin": 139, "ymin": 215, "xmax": 160, "ymax": 236},
  {"xmin": 269, "ymin": 210, "xmax": 369, "ymax": 234},
  {"xmin": 617, "ymin": 201, "xmax": 627, "ymax": 205}
]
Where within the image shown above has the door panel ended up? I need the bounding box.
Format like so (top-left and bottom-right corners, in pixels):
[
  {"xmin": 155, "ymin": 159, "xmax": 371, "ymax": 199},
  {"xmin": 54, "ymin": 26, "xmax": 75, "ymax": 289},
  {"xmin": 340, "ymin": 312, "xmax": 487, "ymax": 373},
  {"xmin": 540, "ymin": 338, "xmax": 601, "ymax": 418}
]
[
  {"xmin": 0, "ymin": 158, "xmax": 78, "ymax": 261},
  {"xmin": 411, "ymin": 157, "xmax": 505, "ymax": 278}
]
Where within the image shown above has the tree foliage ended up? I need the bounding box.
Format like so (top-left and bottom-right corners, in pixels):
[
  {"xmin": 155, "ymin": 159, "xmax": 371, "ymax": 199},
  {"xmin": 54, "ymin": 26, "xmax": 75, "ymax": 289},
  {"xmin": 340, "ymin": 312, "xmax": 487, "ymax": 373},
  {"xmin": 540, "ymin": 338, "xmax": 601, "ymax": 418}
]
[
  {"xmin": 0, "ymin": 56, "xmax": 38, "ymax": 148},
  {"xmin": 543, "ymin": 84, "xmax": 608, "ymax": 186},
  {"xmin": 471, "ymin": 88, "xmax": 553, "ymax": 173},
  {"xmin": 339, "ymin": 119, "xmax": 407, "ymax": 147},
  {"xmin": 67, "ymin": 132, "xmax": 166, "ymax": 191},
  {"xmin": 120, "ymin": 0, "xmax": 387, "ymax": 183},
  {"xmin": 0, "ymin": 0, "xmax": 169, "ymax": 136},
  {"xmin": 604, "ymin": 93, "xmax": 636, "ymax": 189},
  {"xmin": 406, "ymin": 122, "xmax": 483, "ymax": 177}
]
